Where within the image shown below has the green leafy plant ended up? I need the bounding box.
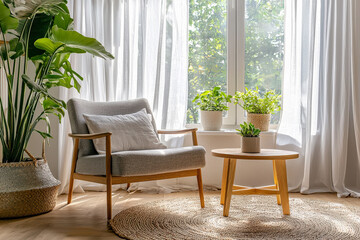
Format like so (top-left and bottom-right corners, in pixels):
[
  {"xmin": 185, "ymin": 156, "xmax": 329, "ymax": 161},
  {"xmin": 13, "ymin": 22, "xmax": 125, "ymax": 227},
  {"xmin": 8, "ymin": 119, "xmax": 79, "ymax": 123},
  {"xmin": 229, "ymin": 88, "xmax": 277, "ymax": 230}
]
[
  {"xmin": 233, "ymin": 88, "xmax": 281, "ymax": 114},
  {"xmin": 192, "ymin": 86, "xmax": 232, "ymax": 111},
  {"xmin": 0, "ymin": 0, "xmax": 114, "ymax": 163},
  {"xmin": 236, "ymin": 122, "xmax": 261, "ymax": 137}
]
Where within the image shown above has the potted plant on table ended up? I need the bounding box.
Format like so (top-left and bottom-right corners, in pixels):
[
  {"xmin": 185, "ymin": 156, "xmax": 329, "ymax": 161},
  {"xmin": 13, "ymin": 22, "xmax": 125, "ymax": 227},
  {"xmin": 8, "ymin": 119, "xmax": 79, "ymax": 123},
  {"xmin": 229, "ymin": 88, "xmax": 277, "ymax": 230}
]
[
  {"xmin": 0, "ymin": 0, "xmax": 114, "ymax": 218},
  {"xmin": 233, "ymin": 88, "xmax": 281, "ymax": 131},
  {"xmin": 193, "ymin": 86, "xmax": 232, "ymax": 131},
  {"xmin": 236, "ymin": 122, "xmax": 261, "ymax": 153}
]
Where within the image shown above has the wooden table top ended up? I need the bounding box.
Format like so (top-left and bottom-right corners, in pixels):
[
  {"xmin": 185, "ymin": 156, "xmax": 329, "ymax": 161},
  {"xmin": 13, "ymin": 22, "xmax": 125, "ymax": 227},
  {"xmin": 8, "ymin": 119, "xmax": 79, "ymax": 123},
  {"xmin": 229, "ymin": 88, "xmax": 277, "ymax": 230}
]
[{"xmin": 211, "ymin": 148, "xmax": 299, "ymax": 160}]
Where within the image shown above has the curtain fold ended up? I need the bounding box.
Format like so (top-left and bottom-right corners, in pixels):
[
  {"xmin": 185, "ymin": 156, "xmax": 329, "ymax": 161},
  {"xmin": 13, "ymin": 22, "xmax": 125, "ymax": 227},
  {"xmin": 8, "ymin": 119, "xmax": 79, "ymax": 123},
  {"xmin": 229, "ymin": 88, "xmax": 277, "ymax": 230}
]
[
  {"xmin": 278, "ymin": 0, "xmax": 360, "ymax": 197},
  {"xmin": 58, "ymin": 0, "xmax": 188, "ymax": 194}
]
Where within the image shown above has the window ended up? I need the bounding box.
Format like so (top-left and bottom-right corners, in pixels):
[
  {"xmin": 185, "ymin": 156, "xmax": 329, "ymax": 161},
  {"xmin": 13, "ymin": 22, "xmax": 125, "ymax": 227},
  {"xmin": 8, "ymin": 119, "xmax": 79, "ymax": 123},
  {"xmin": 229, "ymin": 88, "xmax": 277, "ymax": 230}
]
[{"xmin": 187, "ymin": 0, "xmax": 284, "ymax": 126}]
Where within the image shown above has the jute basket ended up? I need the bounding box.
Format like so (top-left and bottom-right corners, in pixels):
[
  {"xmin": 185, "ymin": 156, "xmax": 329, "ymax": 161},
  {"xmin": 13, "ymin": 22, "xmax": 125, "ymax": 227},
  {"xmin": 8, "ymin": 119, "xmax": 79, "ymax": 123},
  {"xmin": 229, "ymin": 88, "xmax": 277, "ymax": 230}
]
[
  {"xmin": 247, "ymin": 113, "xmax": 271, "ymax": 131},
  {"xmin": 0, "ymin": 159, "xmax": 60, "ymax": 218}
]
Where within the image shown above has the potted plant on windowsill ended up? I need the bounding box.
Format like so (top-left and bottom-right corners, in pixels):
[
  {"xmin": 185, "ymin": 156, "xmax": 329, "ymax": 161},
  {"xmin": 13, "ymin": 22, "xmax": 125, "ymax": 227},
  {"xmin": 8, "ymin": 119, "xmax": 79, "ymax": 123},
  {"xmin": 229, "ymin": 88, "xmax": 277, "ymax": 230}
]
[
  {"xmin": 233, "ymin": 88, "xmax": 281, "ymax": 131},
  {"xmin": 0, "ymin": 0, "xmax": 114, "ymax": 218},
  {"xmin": 236, "ymin": 122, "xmax": 261, "ymax": 153},
  {"xmin": 192, "ymin": 86, "xmax": 232, "ymax": 131}
]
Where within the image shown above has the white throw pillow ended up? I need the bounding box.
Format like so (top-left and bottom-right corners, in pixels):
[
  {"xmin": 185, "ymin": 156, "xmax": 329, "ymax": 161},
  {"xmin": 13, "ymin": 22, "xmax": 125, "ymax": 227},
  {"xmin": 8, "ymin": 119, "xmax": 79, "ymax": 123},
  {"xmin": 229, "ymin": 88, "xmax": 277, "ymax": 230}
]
[{"xmin": 83, "ymin": 109, "xmax": 167, "ymax": 153}]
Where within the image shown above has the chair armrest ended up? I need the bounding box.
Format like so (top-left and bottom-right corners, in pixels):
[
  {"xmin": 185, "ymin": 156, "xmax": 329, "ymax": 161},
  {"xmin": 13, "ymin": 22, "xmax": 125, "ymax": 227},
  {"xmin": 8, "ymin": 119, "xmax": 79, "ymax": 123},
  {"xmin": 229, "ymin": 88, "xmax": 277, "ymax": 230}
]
[
  {"xmin": 157, "ymin": 128, "xmax": 198, "ymax": 146},
  {"xmin": 69, "ymin": 132, "xmax": 112, "ymax": 180},
  {"xmin": 157, "ymin": 128, "xmax": 198, "ymax": 135},
  {"xmin": 68, "ymin": 132, "xmax": 112, "ymax": 140}
]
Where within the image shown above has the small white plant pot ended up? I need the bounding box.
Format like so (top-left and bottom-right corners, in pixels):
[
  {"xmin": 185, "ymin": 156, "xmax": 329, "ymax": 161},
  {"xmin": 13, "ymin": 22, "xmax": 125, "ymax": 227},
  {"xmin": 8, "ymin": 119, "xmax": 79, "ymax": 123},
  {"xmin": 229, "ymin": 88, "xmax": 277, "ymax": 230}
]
[
  {"xmin": 200, "ymin": 110, "xmax": 222, "ymax": 131},
  {"xmin": 247, "ymin": 113, "xmax": 271, "ymax": 131},
  {"xmin": 241, "ymin": 136, "xmax": 260, "ymax": 153}
]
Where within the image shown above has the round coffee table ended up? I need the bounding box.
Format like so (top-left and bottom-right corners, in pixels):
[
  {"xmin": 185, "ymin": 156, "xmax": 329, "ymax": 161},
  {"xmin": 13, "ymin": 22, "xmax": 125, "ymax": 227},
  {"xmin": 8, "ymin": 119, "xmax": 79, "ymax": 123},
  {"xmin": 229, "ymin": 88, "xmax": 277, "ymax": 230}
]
[{"xmin": 211, "ymin": 148, "xmax": 299, "ymax": 217}]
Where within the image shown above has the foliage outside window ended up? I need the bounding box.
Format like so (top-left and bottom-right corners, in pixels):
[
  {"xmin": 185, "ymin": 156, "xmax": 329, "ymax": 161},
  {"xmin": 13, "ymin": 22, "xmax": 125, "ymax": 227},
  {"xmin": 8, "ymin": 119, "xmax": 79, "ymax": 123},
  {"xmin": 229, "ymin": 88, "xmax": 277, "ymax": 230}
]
[
  {"xmin": 245, "ymin": 0, "xmax": 284, "ymax": 123},
  {"xmin": 188, "ymin": 0, "xmax": 227, "ymax": 124}
]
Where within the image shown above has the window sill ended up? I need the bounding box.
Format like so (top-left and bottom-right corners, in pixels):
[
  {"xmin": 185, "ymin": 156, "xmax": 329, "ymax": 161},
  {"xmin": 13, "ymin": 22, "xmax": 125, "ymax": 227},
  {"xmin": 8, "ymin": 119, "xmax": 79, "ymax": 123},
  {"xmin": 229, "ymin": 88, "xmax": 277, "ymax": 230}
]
[{"xmin": 195, "ymin": 129, "xmax": 277, "ymax": 136}]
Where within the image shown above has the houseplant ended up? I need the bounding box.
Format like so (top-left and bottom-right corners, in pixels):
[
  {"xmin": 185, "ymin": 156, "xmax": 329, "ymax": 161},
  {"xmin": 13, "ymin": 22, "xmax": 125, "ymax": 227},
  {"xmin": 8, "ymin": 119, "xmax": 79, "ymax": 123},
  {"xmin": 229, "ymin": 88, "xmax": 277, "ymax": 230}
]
[
  {"xmin": 0, "ymin": 0, "xmax": 114, "ymax": 218},
  {"xmin": 233, "ymin": 88, "xmax": 281, "ymax": 131},
  {"xmin": 236, "ymin": 122, "xmax": 261, "ymax": 153},
  {"xmin": 193, "ymin": 86, "xmax": 232, "ymax": 131}
]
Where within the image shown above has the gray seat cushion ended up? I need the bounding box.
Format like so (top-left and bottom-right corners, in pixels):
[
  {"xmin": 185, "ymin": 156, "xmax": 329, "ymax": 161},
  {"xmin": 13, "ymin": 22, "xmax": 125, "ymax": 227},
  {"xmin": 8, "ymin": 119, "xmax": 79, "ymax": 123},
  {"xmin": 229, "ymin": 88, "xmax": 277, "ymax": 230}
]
[{"xmin": 75, "ymin": 146, "xmax": 206, "ymax": 177}]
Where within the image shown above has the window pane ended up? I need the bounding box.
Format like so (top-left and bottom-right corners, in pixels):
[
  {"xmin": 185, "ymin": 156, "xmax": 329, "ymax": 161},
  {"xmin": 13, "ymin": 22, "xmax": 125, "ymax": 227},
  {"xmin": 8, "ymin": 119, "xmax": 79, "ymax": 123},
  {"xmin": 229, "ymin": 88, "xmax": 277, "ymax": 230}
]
[
  {"xmin": 187, "ymin": 0, "xmax": 228, "ymax": 124},
  {"xmin": 245, "ymin": 0, "xmax": 284, "ymax": 124}
]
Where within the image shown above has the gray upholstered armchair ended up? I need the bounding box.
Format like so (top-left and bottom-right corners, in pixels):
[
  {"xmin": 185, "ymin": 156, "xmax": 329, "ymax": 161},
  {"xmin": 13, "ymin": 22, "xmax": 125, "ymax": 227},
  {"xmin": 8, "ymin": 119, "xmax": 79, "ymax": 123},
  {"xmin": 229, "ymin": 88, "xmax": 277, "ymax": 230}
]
[{"xmin": 66, "ymin": 98, "xmax": 206, "ymax": 220}]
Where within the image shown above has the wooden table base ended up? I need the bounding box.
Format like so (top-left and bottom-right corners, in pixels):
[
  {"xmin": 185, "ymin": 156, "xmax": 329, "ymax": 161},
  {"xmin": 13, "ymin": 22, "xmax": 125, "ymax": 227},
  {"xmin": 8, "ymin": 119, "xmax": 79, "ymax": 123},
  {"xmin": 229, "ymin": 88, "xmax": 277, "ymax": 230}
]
[{"xmin": 220, "ymin": 158, "xmax": 290, "ymax": 217}]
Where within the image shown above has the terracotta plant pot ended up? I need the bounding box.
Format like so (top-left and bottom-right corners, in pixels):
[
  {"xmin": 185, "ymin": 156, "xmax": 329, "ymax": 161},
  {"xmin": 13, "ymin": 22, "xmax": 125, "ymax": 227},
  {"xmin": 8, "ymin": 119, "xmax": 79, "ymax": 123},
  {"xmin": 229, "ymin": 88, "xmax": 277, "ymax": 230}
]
[
  {"xmin": 200, "ymin": 110, "xmax": 222, "ymax": 131},
  {"xmin": 241, "ymin": 136, "xmax": 260, "ymax": 153},
  {"xmin": 0, "ymin": 160, "xmax": 60, "ymax": 218},
  {"xmin": 247, "ymin": 113, "xmax": 271, "ymax": 131}
]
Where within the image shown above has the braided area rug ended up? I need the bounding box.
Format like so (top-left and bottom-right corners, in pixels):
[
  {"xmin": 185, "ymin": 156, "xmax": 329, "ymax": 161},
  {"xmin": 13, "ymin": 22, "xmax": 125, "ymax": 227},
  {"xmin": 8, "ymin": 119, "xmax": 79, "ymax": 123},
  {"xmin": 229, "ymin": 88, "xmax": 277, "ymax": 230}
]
[{"xmin": 110, "ymin": 195, "xmax": 360, "ymax": 239}]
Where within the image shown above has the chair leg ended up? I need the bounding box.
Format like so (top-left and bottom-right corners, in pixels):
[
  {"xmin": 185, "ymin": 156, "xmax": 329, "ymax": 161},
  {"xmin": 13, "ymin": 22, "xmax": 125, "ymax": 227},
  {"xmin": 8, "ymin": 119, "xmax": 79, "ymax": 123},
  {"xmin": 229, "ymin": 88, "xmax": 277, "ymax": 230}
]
[
  {"xmin": 197, "ymin": 169, "xmax": 205, "ymax": 208},
  {"xmin": 105, "ymin": 135, "xmax": 112, "ymax": 220},
  {"xmin": 67, "ymin": 174, "xmax": 75, "ymax": 204},
  {"xmin": 68, "ymin": 138, "xmax": 79, "ymax": 204},
  {"xmin": 106, "ymin": 178, "xmax": 112, "ymax": 220}
]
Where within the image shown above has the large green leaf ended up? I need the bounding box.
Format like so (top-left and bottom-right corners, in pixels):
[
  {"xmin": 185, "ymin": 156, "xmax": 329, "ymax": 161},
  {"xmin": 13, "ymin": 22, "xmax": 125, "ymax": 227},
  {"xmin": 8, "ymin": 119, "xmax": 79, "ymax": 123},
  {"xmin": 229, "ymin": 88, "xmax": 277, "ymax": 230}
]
[
  {"xmin": 22, "ymin": 74, "xmax": 47, "ymax": 93},
  {"xmin": 54, "ymin": 11, "xmax": 73, "ymax": 30},
  {"xmin": 9, "ymin": 0, "xmax": 67, "ymax": 19},
  {"xmin": 35, "ymin": 130, "xmax": 52, "ymax": 139},
  {"xmin": 34, "ymin": 38, "xmax": 64, "ymax": 54},
  {"xmin": 23, "ymin": 74, "xmax": 66, "ymax": 108},
  {"xmin": 51, "ymin": 26, "xmax": 114, "ymax": 59},
  {"xmin": 0, "ymin": 1, "xmax": 18, "ymax": 33}
]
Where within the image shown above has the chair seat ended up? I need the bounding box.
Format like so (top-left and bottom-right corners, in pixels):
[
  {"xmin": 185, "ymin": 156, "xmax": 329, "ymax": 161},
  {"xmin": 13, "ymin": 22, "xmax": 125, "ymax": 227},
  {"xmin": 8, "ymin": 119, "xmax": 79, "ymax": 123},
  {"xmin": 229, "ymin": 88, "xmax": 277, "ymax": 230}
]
[{"xmin": 76, "ymin": 146, "xmax": 206, "ymax": 177}]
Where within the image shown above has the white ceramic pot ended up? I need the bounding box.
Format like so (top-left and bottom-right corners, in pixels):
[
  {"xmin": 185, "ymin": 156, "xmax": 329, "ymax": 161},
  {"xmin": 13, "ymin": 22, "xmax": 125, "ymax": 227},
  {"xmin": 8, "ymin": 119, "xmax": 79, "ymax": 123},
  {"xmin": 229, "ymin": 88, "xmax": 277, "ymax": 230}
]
[
  {"xmin": 247, "ymin": 113, "xmax": 271, "ymax": 131},
  {"xmin": 241, "ymin": 136, "xmax": 260, "ymax": 153},
  {"xmin": 200, "ymin": 110, "xmax": 222, "ymax": 131}
]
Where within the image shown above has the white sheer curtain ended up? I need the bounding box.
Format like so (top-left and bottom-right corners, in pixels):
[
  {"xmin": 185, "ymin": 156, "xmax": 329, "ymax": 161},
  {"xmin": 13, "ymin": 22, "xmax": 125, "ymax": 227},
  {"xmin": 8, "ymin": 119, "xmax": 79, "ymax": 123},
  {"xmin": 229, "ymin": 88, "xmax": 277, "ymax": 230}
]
[
  {"xmin": 278, "ymin": 0, "xmax": 360, "ymax": 197},
  {"xmin": 58, "ymin": 0, "xmax": 189, "ymax": 194}
]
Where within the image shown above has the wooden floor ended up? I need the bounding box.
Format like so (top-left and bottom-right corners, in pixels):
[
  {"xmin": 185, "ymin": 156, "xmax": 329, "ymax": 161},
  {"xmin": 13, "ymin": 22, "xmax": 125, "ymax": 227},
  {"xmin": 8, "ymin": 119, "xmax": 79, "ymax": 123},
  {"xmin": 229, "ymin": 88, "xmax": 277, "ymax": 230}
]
[{"xmin": 0, "ymin": 190, "xmax": 359, "ymax": 240}]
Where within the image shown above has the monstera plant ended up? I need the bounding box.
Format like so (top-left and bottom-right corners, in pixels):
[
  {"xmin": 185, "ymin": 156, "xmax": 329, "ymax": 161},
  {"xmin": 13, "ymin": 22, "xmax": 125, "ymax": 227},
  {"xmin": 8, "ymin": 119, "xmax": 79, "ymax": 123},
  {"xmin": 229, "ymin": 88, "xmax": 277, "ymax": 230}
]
[{"xmin": 0, "ymin": 0, "xmax": 114, "ymax": 218}]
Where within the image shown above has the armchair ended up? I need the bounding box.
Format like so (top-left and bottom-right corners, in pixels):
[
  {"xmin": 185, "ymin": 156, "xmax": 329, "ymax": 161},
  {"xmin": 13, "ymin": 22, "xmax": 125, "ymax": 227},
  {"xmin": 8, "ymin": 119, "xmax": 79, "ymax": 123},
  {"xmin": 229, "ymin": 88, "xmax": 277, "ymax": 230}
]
[{"xmin": 66, "ymin": 98, "xmax": 206, "ymax": 220}]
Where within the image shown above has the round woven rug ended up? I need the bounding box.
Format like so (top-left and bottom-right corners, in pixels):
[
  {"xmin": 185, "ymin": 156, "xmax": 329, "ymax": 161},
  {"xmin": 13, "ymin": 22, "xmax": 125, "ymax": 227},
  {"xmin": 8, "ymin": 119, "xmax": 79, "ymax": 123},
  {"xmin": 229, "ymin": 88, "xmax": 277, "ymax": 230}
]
[{"xmin": 110, "ymin": 195, "xmax": 360, "ymax": 239}]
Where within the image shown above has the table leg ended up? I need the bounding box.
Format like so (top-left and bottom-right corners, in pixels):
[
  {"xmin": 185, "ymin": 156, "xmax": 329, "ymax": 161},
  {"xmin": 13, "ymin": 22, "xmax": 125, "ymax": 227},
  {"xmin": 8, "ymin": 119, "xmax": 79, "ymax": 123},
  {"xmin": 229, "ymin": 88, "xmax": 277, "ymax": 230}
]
[
  {"xmin": 275, "ymin": 160, "xmax": 290, "ymax": 215},
  {"xmin": 272, "ymin": 160, "xmax": 281, "ymax": 205},
  {"xmin": 220, "ymin": 158, "xmax": 230, "ymax": 205},
  {"xmin": 223, "ymin": 159, "xmax": 236, "ymax": 217}
]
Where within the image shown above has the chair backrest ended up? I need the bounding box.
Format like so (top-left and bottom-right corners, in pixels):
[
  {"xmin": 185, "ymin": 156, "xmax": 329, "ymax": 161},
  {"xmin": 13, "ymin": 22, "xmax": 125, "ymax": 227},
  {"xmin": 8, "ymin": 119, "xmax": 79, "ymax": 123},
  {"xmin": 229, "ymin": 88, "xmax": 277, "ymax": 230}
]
[{"xmin": 67, "ymin": 98, "xmax": 158, "ymax": 156}]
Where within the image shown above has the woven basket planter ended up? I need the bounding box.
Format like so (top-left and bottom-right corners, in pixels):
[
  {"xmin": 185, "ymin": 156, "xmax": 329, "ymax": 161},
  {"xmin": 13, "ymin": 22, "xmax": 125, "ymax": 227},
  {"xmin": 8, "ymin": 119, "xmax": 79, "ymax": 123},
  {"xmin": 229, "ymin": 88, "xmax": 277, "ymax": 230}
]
[
  {"xmin": 241, "ymin": 136, "xmax": 260, "ymax": 153},
  {"xmin": 0, "ymin": 159, "xmax": 60, "ymax": 218},
  {"xmin": 247, "ymin": 113, "xmax": 271, "ymax": 131}
]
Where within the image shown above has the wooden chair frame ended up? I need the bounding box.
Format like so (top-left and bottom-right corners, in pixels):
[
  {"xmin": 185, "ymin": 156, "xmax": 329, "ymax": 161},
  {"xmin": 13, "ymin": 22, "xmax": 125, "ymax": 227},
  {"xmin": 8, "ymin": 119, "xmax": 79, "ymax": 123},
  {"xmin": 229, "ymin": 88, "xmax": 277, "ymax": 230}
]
[{"xmin": 67, "ymin": 128, "xmax": 205, "ymax": 220}]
